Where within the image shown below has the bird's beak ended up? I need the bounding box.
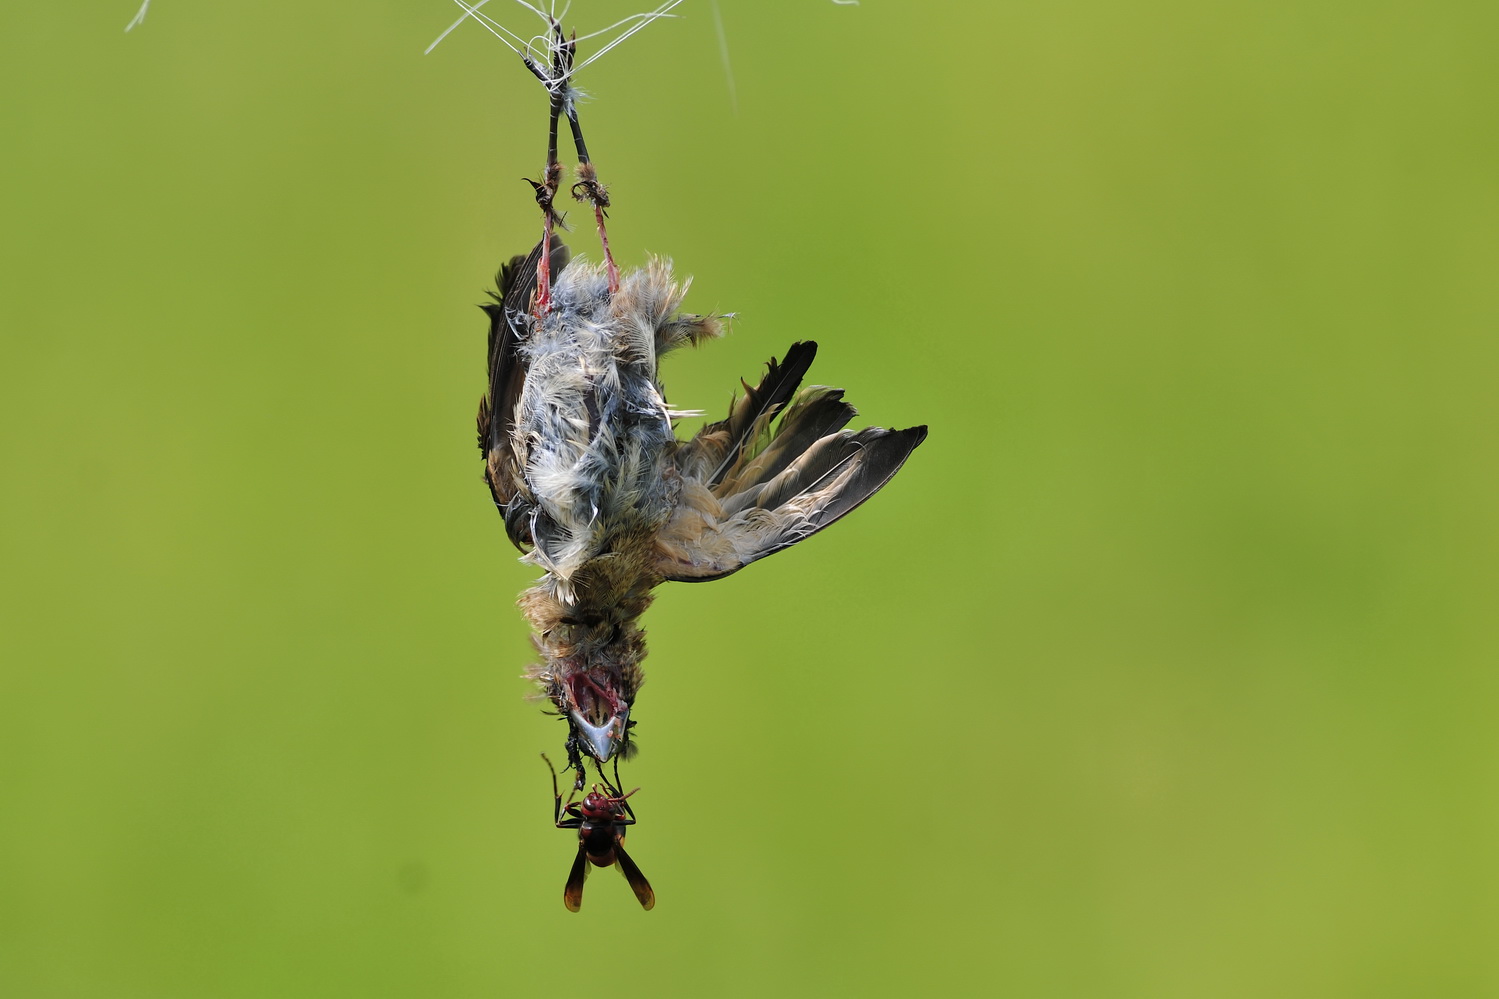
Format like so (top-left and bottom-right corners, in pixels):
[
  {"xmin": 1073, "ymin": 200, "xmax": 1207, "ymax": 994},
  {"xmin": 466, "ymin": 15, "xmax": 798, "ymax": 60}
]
[{"xmin": 570, "ymin": 704, "xmax": 630, "ymax": 762}]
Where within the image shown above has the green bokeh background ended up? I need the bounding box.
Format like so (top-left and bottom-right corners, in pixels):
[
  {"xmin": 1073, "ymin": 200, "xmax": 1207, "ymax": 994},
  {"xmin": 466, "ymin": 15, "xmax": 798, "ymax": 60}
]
[{"xmin": 3, "ymin": 2, "xmax": 1496, "ymax": 996}]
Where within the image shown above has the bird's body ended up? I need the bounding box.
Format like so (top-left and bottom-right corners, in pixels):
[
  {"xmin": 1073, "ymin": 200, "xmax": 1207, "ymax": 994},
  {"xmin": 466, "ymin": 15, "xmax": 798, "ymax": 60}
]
[
  {"xmin": 482, "ymin": 246, "xmax": 721, "ymax": 768},
  {"xmin": 474, "ymin": 12, "xmax": 926, "ymax": 782},
  {"xmin": 478, "ymin": 240, "xmax": 925, "ymax": 776}
]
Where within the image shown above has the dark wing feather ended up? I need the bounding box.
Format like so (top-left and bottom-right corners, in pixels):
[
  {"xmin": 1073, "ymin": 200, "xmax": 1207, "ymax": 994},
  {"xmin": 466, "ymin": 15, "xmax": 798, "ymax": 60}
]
[
  {"xmin": 656, "ymin": 343, "xmax": 927, "ymax": 583},
  {"xmin": 723, "ymin": 423, "xmax": 928, "ymax": 551},
  {"xmin": 476, "ymin": 238, "xmax": 569, "ymax": 549},
  {"xmin": 717, "ymin": 386, "xmax": 856, "ymax": 497},
  {"xmin": 674, "ymin": 341, "xmax": 818, "ymax": 486}
]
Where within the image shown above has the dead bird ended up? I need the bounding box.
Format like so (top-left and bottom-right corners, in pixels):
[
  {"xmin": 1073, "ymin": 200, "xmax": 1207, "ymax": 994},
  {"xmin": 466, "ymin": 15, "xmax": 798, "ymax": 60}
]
[{"xmin": 472, "ymin": 11, "xmax": 927, "ymax": 782}]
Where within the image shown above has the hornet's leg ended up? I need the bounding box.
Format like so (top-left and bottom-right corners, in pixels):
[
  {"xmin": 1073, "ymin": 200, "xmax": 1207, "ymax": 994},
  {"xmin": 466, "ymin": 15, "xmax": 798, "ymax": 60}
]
[
  {"xmin": 598, "ymin": 755, "xmax": 623, "ymax": 797},
  {"xmin": 542, "ymin": 753, "xmax": 581, "ymax": 827},
  {"xmin": 613, "ymin": 785, "xmax": 640, "ymax": 825}
]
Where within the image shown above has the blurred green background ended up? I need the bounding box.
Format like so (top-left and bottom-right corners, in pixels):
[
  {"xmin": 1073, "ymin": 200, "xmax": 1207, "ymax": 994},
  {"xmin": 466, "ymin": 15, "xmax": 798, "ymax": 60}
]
[{"xmin": 2, "ymin": 1, "xmax": 1496, "ymax": 996}]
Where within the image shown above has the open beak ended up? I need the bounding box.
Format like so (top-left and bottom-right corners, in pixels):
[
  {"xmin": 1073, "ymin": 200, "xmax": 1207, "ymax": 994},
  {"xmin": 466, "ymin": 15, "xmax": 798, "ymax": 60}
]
[{"xmin": 569, "ymin": 704, "xmax": 630, "ymax": 762}]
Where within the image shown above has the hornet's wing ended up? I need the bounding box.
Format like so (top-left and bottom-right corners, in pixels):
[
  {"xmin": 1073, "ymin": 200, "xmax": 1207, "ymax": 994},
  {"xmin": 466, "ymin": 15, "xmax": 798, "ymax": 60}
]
[
  {"xmin": 562, "ymin": 843, "xmax": 589, "ymax": 913},
  {"xmin": 614, "ymin": 842, "xmax": 656, "ymax": 911}
]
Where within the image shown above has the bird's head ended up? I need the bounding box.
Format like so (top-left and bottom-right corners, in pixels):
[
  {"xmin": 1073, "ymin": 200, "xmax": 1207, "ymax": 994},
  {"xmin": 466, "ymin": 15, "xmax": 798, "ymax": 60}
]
[{"xmin": 565, "ymin": 670, "xmax": 634, "ymax": 763}]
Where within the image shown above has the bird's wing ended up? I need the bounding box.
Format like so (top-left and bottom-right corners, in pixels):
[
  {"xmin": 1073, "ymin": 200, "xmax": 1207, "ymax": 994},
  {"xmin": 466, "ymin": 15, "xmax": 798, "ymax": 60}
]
[
  {"xmin": 673, "ymin": 340, "xmax": 819, "ymax": 487},
  {"xmin": 655, "ymin": 342, "xmax": 927, "ymax": 582},
  {"xmin": 476, "ymin": 238, "xmax": 570, "ymax": 548}
]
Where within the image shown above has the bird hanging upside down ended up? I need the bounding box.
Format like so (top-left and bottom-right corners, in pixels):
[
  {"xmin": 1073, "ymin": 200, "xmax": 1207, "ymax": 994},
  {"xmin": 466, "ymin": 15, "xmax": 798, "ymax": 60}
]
[{"xmin": 475, "ymin": 15, "xmax": 927, "ymax": 785}]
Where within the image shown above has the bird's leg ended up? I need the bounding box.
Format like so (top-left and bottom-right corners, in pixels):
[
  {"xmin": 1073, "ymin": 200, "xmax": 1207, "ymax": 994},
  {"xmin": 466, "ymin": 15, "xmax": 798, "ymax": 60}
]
[
  {"xmin": 566, "ymin": 101, "xmax": 620, "ymax": 294},
  {"xmin": 523, "ymin": 23, "xmax": 575, "ymax": 318},
  {"xmin": 527, "ymin": 157, "xmax": 562, "ymax": 318}
]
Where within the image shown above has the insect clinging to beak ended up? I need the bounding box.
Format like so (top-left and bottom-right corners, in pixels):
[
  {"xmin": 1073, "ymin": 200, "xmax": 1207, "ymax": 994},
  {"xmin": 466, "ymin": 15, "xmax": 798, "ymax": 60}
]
[{"xmin": 544, "ymin": 754, "xmax": 654, "ymax": 912}]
